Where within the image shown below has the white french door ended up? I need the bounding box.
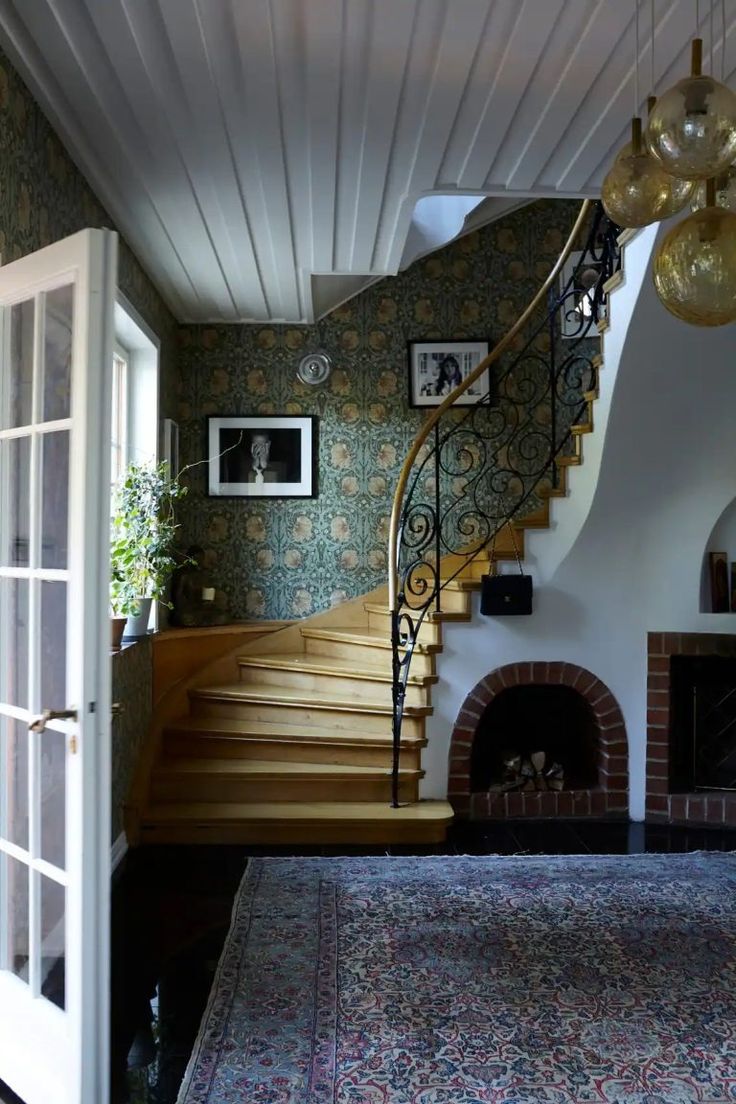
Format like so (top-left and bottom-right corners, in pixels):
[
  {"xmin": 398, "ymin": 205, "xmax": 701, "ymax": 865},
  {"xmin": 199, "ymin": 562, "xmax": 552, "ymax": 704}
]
[{"xmin": 0, "ymin": 230, "xmax": 117, "ymax": 1104}]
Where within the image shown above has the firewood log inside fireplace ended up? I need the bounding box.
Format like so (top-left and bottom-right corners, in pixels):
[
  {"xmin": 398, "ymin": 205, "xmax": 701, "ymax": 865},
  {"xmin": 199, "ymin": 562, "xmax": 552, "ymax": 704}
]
[{"xmin": 490, "ymin": 749, "xmax": 565, "ymax": 792}]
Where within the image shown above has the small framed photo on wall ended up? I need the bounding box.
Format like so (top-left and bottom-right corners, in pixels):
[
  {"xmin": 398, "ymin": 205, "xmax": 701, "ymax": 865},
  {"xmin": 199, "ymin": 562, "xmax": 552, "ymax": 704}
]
[
  {"xmin": 207, "ymin": 415, "xmax": 317, "ymax": 498},
  {"xmin": 709, "ymin": 551, "xmax": 730, "ymax": 612},
  {"xmin": 408, "ymin": 340, "xmax": 490, "ymax": 408}
]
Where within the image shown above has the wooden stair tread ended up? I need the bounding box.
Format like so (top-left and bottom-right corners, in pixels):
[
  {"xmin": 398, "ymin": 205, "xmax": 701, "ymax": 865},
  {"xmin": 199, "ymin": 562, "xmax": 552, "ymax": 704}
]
[
  {"xmin": 191, "ymin": 683, "xmax": 432, "ymax": 716},
  {"xmin": 142, "ymin": 799, "xmax": 454, "ymax": 824},
  {"xmin": 301, "ymin": 625, "xmax": 439, "ymax": 653},
  {"xmin": 155, "ymin": 757, "xmax": 421, "ymax": 779},
  {"xmin": 237, "ymin": 651, "xmax": 436, "ymax": 684},
  {"xmin": 363, "ymin": 601, "xmax": 463, "ymax": 623},
  {"xmin": 440, "ymin": 577, "xmax": 481, "ymax": 592},
  {"xmin": 166, "ymin": 715, "xmax": 425, "ymax": 746}
]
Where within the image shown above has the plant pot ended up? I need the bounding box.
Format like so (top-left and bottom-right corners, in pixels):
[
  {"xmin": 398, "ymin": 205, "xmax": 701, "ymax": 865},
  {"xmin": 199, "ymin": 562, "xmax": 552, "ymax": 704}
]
[
  {"xmin": 111, "ymin": 616, "xmax": 127, "ymax": 652},
  {"xmin": 123, "ymin": 598, "xmax": 153, "ymax": 641}
]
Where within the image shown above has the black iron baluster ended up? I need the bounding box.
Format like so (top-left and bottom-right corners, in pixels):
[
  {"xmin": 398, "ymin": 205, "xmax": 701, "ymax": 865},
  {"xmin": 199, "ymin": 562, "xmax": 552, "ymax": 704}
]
[{"xmin": 434, "ymin": 420, "xmax": 441, "ymax": 613}]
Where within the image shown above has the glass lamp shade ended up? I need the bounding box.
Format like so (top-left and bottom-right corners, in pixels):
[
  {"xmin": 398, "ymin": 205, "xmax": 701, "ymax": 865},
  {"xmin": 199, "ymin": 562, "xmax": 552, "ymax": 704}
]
[
  {"xmin": 692, "ymin": 165, "xmax": 736, "ymax": 212},
  {"xmin": 653, "ymin": 205, "xmax": 736, "ymax": 326},
  {"xmin": 601, "ymin": 147, "xmax": 674, "ymax": 227},
  {"xmin": 647, "ymin": 75, "xmax": 736, "ymax": 180},
  {"xmin": 615, "ymin": 141, "xmax": 695, "ymax": 217}
]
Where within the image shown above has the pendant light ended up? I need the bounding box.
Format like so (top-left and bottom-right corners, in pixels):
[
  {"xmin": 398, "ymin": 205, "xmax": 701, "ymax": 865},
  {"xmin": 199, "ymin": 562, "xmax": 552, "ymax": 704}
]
[
  {"xmin": 691, "ymin": 5, "xmax": 736, "ymax": 212},
  {"xmin": 647, "ymin": 0, "xmax": 736, "ymax": 181},
  {"xmin": 692, "ymin": 165, "xmax": 736, "ymax": 211},
  {"xmin": 653, "ymin": 177, "xmax": 736, "ymax": 325},
  {"xmin": 602, "ymin": 3, "xmax": 675, "ymax": 228},
  {"xmin": 640, "ymin": 2, "xmax": 696, "ymax": 217}
]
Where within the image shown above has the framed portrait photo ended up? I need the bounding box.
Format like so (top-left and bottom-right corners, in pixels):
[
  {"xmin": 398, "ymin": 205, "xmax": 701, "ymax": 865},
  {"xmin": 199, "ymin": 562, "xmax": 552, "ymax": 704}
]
[
  {"xmin": 408, "ymin": 340, "xmax": 491, "ymax": 407},
  {"xmin": 207, "ymin": 415, "xmax": 317, "ymax": 498}
]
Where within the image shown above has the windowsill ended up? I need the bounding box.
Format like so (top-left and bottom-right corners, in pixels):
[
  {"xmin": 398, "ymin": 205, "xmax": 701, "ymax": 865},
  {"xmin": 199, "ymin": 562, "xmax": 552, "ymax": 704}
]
[{"xmin": 111, "ymin": 631, "xmax": 157, "ymax": 658}]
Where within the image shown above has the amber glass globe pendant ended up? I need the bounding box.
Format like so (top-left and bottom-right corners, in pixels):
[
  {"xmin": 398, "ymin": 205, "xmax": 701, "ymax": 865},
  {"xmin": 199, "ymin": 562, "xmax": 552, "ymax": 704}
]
[
  {"xmin": 648, "ymin": 38, "xmax": 736, "ymax": 180},
  {"xmin": 654, "ymin": 178, "xmax": 736, "ymax": 326},
  {"xmin": 602, "ymin": 116, "xmax": 674, "ymax": 228}
]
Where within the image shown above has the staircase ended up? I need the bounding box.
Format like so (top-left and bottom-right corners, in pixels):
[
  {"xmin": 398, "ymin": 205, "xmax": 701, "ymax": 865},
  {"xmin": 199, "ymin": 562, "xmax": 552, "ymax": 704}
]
[
  {"xmin": 137, "ymin": 506, "xmax": 587, "ymax": 844},
  {"xmin": 135, "ymin": 206, "xmax": 628, "ymax": 847}
]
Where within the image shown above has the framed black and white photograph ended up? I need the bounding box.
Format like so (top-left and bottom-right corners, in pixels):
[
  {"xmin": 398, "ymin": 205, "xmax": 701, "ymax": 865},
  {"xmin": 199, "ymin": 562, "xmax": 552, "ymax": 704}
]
[
  {"xmin": 207, "ymin": 415, "xmax": 317, "ymax": 498},
  {"xmin": 408, "ymin": 340, "xmax": 490, "ymax": 407}
]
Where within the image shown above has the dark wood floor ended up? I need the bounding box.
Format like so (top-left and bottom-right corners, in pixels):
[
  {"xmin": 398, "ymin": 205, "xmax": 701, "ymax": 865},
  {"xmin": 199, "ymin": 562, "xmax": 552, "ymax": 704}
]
[{"xmin": 3, "ymin": 820, "xmax": 735, "ymax": 1104}]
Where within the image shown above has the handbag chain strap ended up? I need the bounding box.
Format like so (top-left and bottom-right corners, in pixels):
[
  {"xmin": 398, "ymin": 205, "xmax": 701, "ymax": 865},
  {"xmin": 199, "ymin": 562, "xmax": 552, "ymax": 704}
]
[
  {"xmin": 506, "ymin": 518, "xmax": 524, "ymax": 575},
  {"xmin": 489, "ymin": 517, "xmax": 524, "ymax": 576}
]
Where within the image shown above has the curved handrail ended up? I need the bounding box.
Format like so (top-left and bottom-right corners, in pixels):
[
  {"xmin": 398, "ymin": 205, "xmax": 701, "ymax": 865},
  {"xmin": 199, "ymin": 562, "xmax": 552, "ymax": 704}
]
[{"xmin": 387, "ymin": 198, "xmax": 592, "ymax": 611}]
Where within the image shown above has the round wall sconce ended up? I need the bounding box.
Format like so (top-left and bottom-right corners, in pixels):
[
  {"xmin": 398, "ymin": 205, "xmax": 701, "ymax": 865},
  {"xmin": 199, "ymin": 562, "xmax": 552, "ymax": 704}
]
[{"xmin": 297, "ymin": 349, "xmax": 332, "ymax": 386}]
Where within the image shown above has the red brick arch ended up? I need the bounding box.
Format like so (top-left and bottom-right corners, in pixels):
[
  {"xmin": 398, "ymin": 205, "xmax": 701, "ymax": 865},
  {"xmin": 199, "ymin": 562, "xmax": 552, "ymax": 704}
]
[{"xmin": 448, "ymin": 661, "xmax": 629, "ymax": 819}]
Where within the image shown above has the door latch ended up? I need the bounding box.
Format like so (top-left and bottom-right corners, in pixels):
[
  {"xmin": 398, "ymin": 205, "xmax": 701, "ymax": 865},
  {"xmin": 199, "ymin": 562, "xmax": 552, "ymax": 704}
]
[{"xmin": 28, "ymin": 708, "xmax": 79, "ymax": 734}]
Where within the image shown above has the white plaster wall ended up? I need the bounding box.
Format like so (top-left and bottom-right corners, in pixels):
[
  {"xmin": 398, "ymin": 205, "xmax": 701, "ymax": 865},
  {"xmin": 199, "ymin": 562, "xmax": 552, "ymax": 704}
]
[{"xmin": 422, "ymin": 219, "xmax": 736, "ymax": 820}]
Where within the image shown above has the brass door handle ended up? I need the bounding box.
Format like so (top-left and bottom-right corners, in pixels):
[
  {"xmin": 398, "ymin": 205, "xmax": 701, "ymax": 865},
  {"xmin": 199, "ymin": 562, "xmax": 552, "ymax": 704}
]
[{"xmin": 28, "ymin": 708, "xmax": 78, "ymax": 734}]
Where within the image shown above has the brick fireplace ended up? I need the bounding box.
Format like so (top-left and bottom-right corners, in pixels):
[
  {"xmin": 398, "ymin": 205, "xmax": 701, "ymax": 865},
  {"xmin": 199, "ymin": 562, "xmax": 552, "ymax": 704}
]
[
  {"xmin": 448, "ymin": 662, "xmax": 629, "ymax": 819},
  {"xmin": 646, "ymin": 632, "xmax": 736, "ymax": 827}
]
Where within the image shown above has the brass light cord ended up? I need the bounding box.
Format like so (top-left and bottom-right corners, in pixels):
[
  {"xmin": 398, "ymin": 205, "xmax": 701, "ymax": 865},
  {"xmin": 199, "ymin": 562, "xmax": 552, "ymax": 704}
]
[{"xmin": 387, "ymin": 198, "xmax": 592, "ymax": 611}]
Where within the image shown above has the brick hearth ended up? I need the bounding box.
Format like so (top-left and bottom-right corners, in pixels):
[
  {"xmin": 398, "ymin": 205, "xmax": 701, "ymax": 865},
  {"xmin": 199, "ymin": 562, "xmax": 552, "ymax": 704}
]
[
  {"xmin": 448, "ymin": 662, "xmax": 629, "ymax": 819},
  {"xmin": 647, "ymin": 632, "xmax": 736, "ymax": 827}
]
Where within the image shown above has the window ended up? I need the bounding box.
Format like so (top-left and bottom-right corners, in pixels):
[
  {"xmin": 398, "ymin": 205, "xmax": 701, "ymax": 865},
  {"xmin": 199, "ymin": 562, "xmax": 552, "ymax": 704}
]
[
  {"xmin": 110, "ymin": 344, "xmax": 129, "ymax": 488},
  {"xmin": 112, "ymin": 296, "xmax": 160, "ymax": 477},
  {"xmin": 110, "ymin": 297, "xmax": 161, "ymax": 632}
]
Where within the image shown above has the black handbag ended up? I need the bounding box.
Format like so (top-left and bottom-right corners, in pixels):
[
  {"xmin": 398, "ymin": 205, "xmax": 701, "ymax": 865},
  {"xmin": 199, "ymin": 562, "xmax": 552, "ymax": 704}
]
[{"xmin": 480, "ymin": 521, "xmax": 533, "ymax": 616}]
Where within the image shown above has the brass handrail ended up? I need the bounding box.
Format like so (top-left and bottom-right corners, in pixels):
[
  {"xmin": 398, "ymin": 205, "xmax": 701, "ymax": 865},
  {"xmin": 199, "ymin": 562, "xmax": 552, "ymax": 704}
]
[{"xmin": 387, "ymin": 198, "xmax": 592, "ymax": 611}]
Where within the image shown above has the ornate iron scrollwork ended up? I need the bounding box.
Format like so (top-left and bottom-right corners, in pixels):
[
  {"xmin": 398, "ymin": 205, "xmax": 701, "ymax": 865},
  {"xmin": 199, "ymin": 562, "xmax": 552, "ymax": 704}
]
[{"xmin": 389, "ymin": 202, "xmax": 621, "ymax": 806}]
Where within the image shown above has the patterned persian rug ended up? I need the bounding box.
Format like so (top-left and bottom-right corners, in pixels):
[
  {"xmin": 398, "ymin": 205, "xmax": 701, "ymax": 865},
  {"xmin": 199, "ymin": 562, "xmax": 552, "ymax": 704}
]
[{"xmin": 177, "ymin": 853, "xmax": 736, "ymax": 1104}]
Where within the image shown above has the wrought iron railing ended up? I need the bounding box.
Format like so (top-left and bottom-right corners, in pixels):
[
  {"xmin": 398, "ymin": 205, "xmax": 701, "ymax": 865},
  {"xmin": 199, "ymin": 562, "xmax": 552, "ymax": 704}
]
[{"xmin": 387, "ymin": 199, "xmax": 622, "ymax": 806}]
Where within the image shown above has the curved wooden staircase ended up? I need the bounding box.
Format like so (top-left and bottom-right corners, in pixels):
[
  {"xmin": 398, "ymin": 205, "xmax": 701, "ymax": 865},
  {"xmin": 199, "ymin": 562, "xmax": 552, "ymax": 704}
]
[
  {"xmin": 133, "ymin": 220, "xmax": 631, "ymax": 848},
  {"xmin": 136, "ymin": 508, "xmax": 585, "ymax": 845}
]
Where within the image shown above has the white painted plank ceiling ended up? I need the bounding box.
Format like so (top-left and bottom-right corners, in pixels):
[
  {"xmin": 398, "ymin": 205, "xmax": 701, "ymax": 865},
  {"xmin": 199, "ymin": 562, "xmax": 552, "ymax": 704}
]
[{"xmin": 0, "ymin": 0, "xmax": 734, "ymax": 322}]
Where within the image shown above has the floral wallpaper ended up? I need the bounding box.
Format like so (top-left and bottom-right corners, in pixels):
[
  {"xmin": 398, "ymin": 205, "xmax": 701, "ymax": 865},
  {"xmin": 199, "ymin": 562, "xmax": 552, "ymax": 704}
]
[
  {"xmin": 0, "ymin": 45, "xmax": 178, "ymax": 413},
  {"xmin": 0, "ymin": 46, "xmax": 172, "ymax": 837},
  {"xmin": 176, "ymin": 199, "xmax": 583, "ymax": 621}
]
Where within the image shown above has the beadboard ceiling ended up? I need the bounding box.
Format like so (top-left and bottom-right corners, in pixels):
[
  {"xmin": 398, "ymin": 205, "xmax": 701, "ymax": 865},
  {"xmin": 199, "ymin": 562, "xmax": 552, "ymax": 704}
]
[{"xmin": 0, "ymin": 0, "xmax": 734, "ymax": 323}]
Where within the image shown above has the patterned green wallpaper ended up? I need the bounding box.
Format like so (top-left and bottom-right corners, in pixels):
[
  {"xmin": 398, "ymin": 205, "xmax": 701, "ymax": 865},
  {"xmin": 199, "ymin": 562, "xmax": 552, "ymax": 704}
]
[
  {"xmin": 176, "ymin": 199, "xmax": 581, "ymax": 621},
  {"xmin": 0, "ymin": 45, "xmax": 176, "ymax": 839},
  {"xmin": 0, "ymin": 45, "xmax": 178, "ymax": 409}
]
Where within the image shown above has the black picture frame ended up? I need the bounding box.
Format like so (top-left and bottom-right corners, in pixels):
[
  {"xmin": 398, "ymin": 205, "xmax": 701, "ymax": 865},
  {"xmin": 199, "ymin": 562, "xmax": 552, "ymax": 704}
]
[
  {"xmin": 206, "ymin": 415, "xmax": 318, "ymax": 498},
  {"xmin": 407, "ymin": 339, "xmax": 491, "ymax": 408}
]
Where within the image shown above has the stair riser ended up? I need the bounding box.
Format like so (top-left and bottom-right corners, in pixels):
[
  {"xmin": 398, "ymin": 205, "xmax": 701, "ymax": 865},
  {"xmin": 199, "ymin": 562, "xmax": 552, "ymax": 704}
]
[
  {"xmin": 163, "ymin": 732, "xmax": 425, "ymax": 769},
  {"xmin": 365, "ymin": 609, "xmax": 442, "ymax": 644},
  {"xmin": 151, "ymin": 775, "xmax": 420, "ymax": 804},
  {"xmin": 189, "ymin": 697, "xmax": 428, "ymax": 737},
  {"xmin": 236, "ymin": 665, "xmax": 430, "ymax": 707},
  {"xmin": 139, "ymin": 820, "xmax": 450, "ymax": 845},
  {"xmin": 302, "ymin": 635, "xmax": 436, "ymax": 676}
]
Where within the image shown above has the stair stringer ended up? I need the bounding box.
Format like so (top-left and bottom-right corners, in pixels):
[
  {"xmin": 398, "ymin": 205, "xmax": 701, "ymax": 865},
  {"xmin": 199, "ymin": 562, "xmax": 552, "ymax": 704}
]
[{"xmin": 524, "ymin": 223, "xmax": 659, "ymax": 583}]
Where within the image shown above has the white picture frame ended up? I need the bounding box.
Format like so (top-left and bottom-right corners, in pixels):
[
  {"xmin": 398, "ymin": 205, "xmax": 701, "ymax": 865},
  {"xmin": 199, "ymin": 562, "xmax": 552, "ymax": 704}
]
[
  {"xmin": 408, "ymin": 340, "xmax": 491, "ymax": 407},
  {"xmin": 207, "ymin": 415, "xmax": 317, "ymax": 498}
]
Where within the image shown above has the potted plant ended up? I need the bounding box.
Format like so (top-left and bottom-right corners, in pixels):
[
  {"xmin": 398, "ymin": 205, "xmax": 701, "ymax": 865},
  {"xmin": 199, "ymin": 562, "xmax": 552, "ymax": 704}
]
[{"xmin": 110, "ymin": 460, "xmax": 188, "ymax": 645}]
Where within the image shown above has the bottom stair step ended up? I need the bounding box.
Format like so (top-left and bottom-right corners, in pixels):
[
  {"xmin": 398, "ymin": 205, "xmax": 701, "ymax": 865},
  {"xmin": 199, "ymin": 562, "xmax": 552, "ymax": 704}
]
[
  {"xmin": 139, "ymin": 799, "xmax": 454, "ymax": 845},
  {"xmin": 151, "ymin": 757, "xmax": 423, "ymax": 803}
]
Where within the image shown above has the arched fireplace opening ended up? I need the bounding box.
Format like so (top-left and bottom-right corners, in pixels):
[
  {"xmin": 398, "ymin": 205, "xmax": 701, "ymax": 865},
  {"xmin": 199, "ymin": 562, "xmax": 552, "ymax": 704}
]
[
  {"xmin": 448, "ymin": 662, "xmax": 629, "ymax": 819},
  {"xmin": 470, "ymin": 684, "xmax": 599, "ymax": 794}
]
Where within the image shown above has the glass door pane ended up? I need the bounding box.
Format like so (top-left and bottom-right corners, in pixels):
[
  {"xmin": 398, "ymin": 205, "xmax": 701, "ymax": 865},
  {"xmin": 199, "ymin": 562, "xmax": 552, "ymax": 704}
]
[{"xmin": 1, "ymin": 288, "xmax": 72, "ymax": 1035}]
